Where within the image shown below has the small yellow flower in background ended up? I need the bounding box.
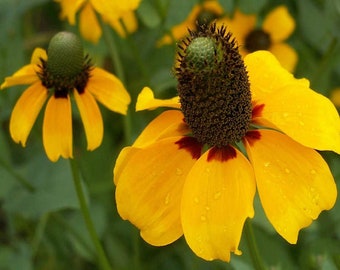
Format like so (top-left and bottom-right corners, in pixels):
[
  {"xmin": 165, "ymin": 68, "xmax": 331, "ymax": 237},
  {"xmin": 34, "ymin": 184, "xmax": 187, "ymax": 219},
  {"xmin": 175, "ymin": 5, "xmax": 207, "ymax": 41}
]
[
  {"xmin": 158, "ymin": 1, "xmax": 297, "ymax": 72},
  {"xmin": 219, "ymin": 5, "xmax": 297, "ymax": 72},
  {"xmin": 330, "ymin": 88, "xmax": 340, "ymax": 107},
  {"xmin": 157, "ymin": 0, "xmax": 224, "ymax": 46},
  {"xmin": 1, "ymin": 32, "xmax": 130, "ymax": 162},
  {"xmin": 114, "ymin": 24, "xmax": 340, "ymax": 262},
  {"xmin": 55, "ymin": 0, "xmax": 141, "ymax": 43}
]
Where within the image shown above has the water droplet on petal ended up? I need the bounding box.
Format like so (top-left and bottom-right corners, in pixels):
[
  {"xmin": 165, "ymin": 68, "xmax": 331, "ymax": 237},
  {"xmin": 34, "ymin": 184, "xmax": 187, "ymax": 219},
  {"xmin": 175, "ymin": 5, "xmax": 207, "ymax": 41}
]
[
  {"xmin": 194, "ymin": 197, "xmax": 200, "ymax": 204},
  {"xmin": 205, "ymin": 206, "xmax": 210, "ymax": 211},
  {"xmin": 285, "ymin": 168, "xmax": 290, "ymax": 174},
  {"xmin": 164, "ymin": 193, "xmax": 170, "ymax": 205},
  {"xmin": 283, "ymin": 112, "xmax": 289, "ymax": 118},
  {"xmin": 176, "ymin": 168, "xmax": 183, "ymax": 175},
  {"xmin": 310, "ymin": 169, "xmax": 316, "ymax": 175},
  {"xmin": 264, "ymin": 161, "xmax": 270, "ymax": 167},
  {"xmin": 214, "ymin": 192, "xmax": 221, "ymax": 200},
  {"xmin": 200, "ymin": 215, "xmax": 207, "ymax": 222}
]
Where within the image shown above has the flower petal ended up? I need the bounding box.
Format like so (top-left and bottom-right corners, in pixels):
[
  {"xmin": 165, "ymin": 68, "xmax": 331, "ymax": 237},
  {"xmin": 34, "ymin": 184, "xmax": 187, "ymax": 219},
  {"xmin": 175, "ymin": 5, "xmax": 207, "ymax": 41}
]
[
  {"xmin": 86, "ymin": 68, "xmax": 131, "ymax": 115},
  {"xmin": 1, "ymin": 48, "xmax": 46, "ymax": 89},
  {"xmin": 115, "ymin": 136, "xmax": 200, "ymax": 246},
  {"xmin": 269, "ymin": 43, "xmax": 298, "ymax": 72},
  {"xmin": 74, "ymin": 90, "xmax": 103, "ymax": 151},
  {"xmin": 245, "ymin": 51, "xmax": 309, "ymax": 101},
  {"xmin": 9, "ymin": 82, "xmax": 48, "ymax": 146},
  {"xmin": 55, "ymin": 0, "xmax": 85, "ymax": 24},
  {"xmin": 181, "ymin": 146, "xmax": 256, "ymax": 261},
  {"xmin": 217, "ymin": 10, "xmax": 256, "ymax": 46},
  {"xmin": 133, "ymin": 110, "xmax": 190, "ymax": 147},
  {"xmin": 245, "ymin": 129, "xmax": 337, "ymax": 244},
  {"xmin": 79, "ymin": 2, "xmax": 102, "ymax": 43},
  {"xmin": 107, "ymin": 10, "xmax": 138, "ymax": 37},
  {"xmin": 253, "ymin": 83, "xmax": 340, "ymax": 153},
  {"xmin": 43, "ymin": 95, "xmax": 73, "ymax": 162},
  {"xmin": 263, "ymin": 6, "xmax": 295, "ymax": 42},
  {"xmin": 136, "ymin": 87, "xmax": 180, "ymax": 111}
]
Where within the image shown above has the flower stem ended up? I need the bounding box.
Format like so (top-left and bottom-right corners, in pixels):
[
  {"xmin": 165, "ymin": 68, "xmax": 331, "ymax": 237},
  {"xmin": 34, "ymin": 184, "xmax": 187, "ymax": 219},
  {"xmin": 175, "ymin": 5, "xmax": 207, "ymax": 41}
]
[
  {"xmin": 69, "ymin": 159, "xmax": 112, "ymax": 270},
  {"xmin": 100, "ymin": 18, "xmax": 132, "ymax": 145},
  {"xmin": 244, "ymin": 219, "xmax": 266, "ymax": 270}
]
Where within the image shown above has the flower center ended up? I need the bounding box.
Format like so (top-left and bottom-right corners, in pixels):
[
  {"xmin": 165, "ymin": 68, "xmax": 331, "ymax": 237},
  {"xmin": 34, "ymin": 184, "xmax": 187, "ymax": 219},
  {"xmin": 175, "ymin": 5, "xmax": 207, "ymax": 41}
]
[
  {"xmin": 196, "ymin": 9, "xmax": 220, "ymax": 27},
  {"xmin": 244, "ymin": 29, "xmax": 271, "ymax": 52},
  {"xmin": 176, "ymin": 24, "xmax": 252, "ymax": 147},
  {"xmin": 38, "ymin": 32, "xmax": 92, "ymax": 98}
]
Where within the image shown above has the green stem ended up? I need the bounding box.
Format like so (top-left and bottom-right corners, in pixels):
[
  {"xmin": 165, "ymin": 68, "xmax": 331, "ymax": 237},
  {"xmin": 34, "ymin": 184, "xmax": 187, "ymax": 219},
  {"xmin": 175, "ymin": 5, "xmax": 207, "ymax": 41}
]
[
  {"xmin": 100, "ymin": 18, "xmax": 132, "ymax": 145},
  {"xmin": 244, "ymin": 219, "xmax": 266, "ymax": 270},
  {"xmin": 69, "ymin": 159, "xmax": 112, "ymax": 270},
  {"xmin": 0, "ymin": 157, "xmax": 35, "ymax": 192}
]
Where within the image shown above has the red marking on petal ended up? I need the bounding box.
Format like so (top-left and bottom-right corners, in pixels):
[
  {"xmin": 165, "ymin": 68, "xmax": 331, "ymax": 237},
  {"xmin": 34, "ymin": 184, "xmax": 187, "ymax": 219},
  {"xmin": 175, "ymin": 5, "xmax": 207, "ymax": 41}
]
[
  {"xmin": 207, "ymin": 145, "xmax": 237, "ymax": 162},
  {"xmin": 245, "ymin": 130, "xmax": 261, "ymax": 146},
  {"xmin": 252, "ymin": 103, "xmax": 265, "ymax": 119},
  {"xmin": 175, "ymin": 136, "xmax": 203, "ymax": 160}
]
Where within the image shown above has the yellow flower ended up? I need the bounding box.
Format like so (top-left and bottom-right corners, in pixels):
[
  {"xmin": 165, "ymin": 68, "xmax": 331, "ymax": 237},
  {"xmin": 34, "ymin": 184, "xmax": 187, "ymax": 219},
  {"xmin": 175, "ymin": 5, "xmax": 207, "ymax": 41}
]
[
  {"xmin": 1, "ymin": 32, "xmax": 130, "ymax": 162},
  {"xmin": 55, "ymin": 0, "xmax": 141, "ymax": 43},
  {"xmin": 114, "ymin": 25, "xmax": 340, "ymax": 262},
  {"xmin": 159, "ymin": 2, "xmax": 297, "ymax": 72},
  {"xmin": 219, "ymin": 6, "xmax": 297, "ymax": 72}
]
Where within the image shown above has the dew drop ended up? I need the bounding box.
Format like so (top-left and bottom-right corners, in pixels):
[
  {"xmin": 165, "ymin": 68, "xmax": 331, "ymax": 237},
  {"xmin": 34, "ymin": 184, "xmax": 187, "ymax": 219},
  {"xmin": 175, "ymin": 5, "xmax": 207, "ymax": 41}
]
[
  {"xmin": 200, "ymin": 215, "xmax": 207, "ymax": 222},
  {"xmin": 194, "ymin": 197, "xmax": 200, "ymax": 204},
  {"xmin": 205, "ymin": 206, "xmax": 210, "ymax": 211},
  {"xmin": 283, "ymin": 112, "xmax": 289, "ymax": 118},
  {"xmin": 164, "ymin": 193, "xmax": 170, "ymax": 205},
  {"xmin": 264, "ymin": 161, "xmax": 270, "ymax": 167},
  {"xmin": 284, "ymin": 168, "xmax": 290, "ymax": 174},
  {"xmin": 299, "ymin": 121, "xmax": 305, "ymax": 126},
  {"xmin": 176, "ymin": 168, "xmax": 183, "ymax": 176},
  {"xmin": 310, "ymin": 169, "xmax": 316, "ymax": 175},
  {"xmin": 205, "ymin": 167, "xmax": 211, "ymax": 173},
  {"xmin": 214, "ymin": 192, "xmax": 221, "ymax": 200}
]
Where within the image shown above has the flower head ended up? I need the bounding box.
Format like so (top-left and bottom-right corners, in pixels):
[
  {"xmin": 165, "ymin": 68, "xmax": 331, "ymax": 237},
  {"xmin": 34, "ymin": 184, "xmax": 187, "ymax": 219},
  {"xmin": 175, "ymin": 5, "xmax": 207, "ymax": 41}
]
[
  {"xmin": 219, "ymin": 6, "xmax": 297, "ymax": 71},
  {"xmin": 55, "ymin": 0, "xmax": 141, "ymax": 43},
  {"xmin": 1, "ymin": 31, "xmax": 130, "ymax": 162},
  {"xmin": 114, "ymin": 24, "xmax": 340, "ymax": 262}
]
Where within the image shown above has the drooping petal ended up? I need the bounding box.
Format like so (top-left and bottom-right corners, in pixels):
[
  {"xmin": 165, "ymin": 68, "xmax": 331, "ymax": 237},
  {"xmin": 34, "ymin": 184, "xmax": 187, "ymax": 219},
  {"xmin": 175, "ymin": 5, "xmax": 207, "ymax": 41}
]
[
  {"xmin": 106, "ymin": 10, "xmax": 138, "ymax": 37},
  {"xmin": 30, "ymin": 47, "xmax": 47, "ymax": 64},
  {"xmin": 269, "ymin": 43, "xmax": 297, "ymax": 72},
  {"xmin": 9, "ymin": 82, "xmax": 48, "ymax": 146},
  {"xmin": 55, "ymin": 0, "xmax": 85, "ymax": 24},
  {"xmin": 181, "ymin": 146, "xmax": 256, "ymax": 261},
  {"xmin": 86, "ymin": 68, "xmax": 130, "ymax": 115},
  {"xmin": 245, "ymin": 129, "xmax": 337, "ymax": 244},
  {"xmin": 136, "ymin": 87, "xmax": 180, "ymax": 111},
  {"xmin": 263, "ymin": 6, "xmax": 295, "ymax": 43},
  {"xmin": 245, "ymin": 51, "xmax": 309, "ymax": 101},
  {"xmin": 79, "ymin": 2, "xmax": 102, "ymax": 43},
  {"xmin": 74, "ymin": 90, "xmax": 103, "ymax": 151},
  {"xmin": 43, "ymin": 95, "xmax": 73, "ymax": 162},
  {"xmin": 115, "ymin": 136, "xmax": 200, "ymax": 246},
  {"xmin": 253, "ymin": 82, "xmax": 340, "ymax": 153},
  {"xmin": 133, "ymin": 110, "xmax": 190, "ymax": 147}
]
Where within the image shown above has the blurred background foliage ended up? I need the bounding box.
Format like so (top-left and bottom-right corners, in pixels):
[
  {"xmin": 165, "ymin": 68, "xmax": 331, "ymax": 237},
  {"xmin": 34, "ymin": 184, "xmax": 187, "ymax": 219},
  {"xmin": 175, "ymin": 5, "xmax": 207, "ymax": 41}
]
[{"xmin": 1, "ymin": 0, "xmax": 340, "ymax": 269}]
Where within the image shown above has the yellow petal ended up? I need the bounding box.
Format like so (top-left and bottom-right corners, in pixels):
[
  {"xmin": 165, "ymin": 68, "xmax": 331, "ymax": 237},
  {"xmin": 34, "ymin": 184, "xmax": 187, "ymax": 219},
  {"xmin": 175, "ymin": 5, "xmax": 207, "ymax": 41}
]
[
  {"xmin": 86, "ymin": 68, "xmax": 130, "ymax": 114},
  {"xmin": 253, "ymin": 82, "xmax": 340, "ymax": 153},
  {"xmin": 1, "ymin": 48, "xmax": 46, "ymax": 89},
  {"xmin": 263, "ymin": 6, "xmax": 295, "ymax": 42},
  {"xmin": 74, "ymin": 90, "xmax": 103, "ymax": 151},
  {"xmin": 79, "ymin": 2, "xmax": 102, "ymax": 43},
  {"xmin": 245, "ymin": 129, "xmax": 337, "ymax": 244},
  {"xmin": 113, "ymin": 146, "xmax": 141, "ymax": 185},
  {"xmin": 217, "ymin": 10, "xmax": 256, "ymax": 46},
  {"xmin": 133, "ymin": 110, "xmax": 190, "ymax": 147},
  {"xmin": 115, "ymin": 136, "xmax": 201, "ymax": 246},
  {"xmin": 43, "ymin": 95, "xmax": 73, "ymax": 162},
  {"xmin": 245, "ymin": 51, "xmax": 309, "ymax": 101},
  {"xmin": 181, "ymin": 146, "xmax": 256, "ymax": 261},
  {"xmin": 55, "ymin": 0, "xmax": 85, "ymax": 24},
  {"xmin": 136, "ymin": 87, "xmax": 180, "ymax": 111},
  {"xmin": 107, "ymin": 10, "xmax": 138, "ymax": 37},
  {"xmin": 9, "ymin": 82, "xmax": 48, "ymax": 146},
  {"xmin": 269, "ymin": 43, "xmax": 298, "ymax": 73}
]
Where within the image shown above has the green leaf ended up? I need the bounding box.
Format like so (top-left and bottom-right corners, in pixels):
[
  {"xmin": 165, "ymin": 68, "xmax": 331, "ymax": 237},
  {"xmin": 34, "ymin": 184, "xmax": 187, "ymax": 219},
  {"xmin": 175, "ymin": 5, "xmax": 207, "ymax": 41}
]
[
  {"xmin": 238, "ymin": 0, "xmax": 268, "ymax": 14},
  {"xmin": 137, "ymin": 0, "xmax": 162, "ymax": 28}
]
